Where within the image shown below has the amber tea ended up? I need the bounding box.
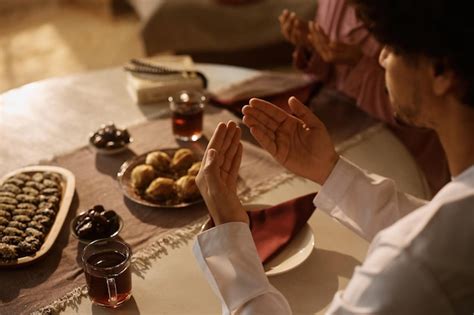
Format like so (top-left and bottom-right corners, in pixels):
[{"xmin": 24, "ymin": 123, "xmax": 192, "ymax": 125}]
[
  {"xmin": 169, "ymin": 91, "xmax": 206, "ymax": 141},
  {"xmin": 172, "ymin": 106, "xmax": 204, "ymax": 141},
  {"xmin": 82, "ymin": 239, "xmax": 132, "ymax": 308},
  {"xmin": 85, "ymin": 251, "xmax": 131, "ymax": 307}
]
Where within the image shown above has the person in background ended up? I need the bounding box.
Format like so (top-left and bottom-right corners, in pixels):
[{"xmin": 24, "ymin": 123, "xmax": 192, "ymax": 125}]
[
  {"xmin": 279, "ymin": 0, "xmax": 450, "ymax": 195},
  {"xmin": 193, "ymin": 0, "xmax": 474, "ymax": 313}
]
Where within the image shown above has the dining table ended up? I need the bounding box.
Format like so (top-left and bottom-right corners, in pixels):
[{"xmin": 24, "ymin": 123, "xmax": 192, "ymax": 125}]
[{"xmin": 0, "ymin": 62, "xmax": 428, "ymax": 315}]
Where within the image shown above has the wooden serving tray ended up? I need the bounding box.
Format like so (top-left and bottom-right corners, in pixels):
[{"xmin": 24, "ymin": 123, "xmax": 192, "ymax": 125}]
[{"xmin": 0, "ymin": 165, "xmax": 75, "ymax": 268}]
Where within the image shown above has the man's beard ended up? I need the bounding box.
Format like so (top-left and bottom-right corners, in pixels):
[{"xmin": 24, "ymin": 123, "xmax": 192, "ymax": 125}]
[
  {"xmin": 384, "ymin": 74, "xmax": 426, "ymax": 127},
  {"xmin": 392, "ymin": 104, "xmax": 417, "ymax": 125},
  {"xmin": 393, "ymin": 111, "xmax": 412, "ymax": 127},
  {"xmin": 393, "ymin": 106, "xmax": 431, "ymax": 131}
]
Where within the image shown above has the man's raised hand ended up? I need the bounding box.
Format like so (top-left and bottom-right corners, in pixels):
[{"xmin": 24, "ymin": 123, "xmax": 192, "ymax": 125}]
[{"xmin": 242, "ymin": 97, "xmax": 338, "ymax": 184}]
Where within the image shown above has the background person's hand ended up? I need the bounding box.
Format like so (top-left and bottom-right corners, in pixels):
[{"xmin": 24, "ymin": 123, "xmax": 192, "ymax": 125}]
[
  {"xmin": 196, "ymin": 121, "xmax": 248, "ymax": 225},
  {"xmin": 279, "ymin": 9, "xmax": 310, "ymax": 47},
  {"xmin": 308, "ymin": 21, "xmax": 363, "ymax": 66},
  {"xmin": 242, "ymin": 97, "xmax": 339, "ymax": 184}
]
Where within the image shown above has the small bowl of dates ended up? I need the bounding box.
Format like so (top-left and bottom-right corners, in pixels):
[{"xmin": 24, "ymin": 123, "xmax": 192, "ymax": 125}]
[
  {"xmin": 71, "ymin": 205, "xmax": 123, "ymax": 244},
  {"xmin": 89, "ymin": 122, "xmax": 132, "ymax": 155}
]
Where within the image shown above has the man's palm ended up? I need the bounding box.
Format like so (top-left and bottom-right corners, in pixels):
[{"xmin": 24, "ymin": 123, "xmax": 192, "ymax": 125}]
[{"xmin": 242, "ymin": 97, "xmax": 338, "ymax": 184}]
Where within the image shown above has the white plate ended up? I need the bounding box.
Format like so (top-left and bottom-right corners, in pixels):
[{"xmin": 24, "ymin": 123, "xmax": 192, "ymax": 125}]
[
  {"xmin": 263, "ymin": 223, "xmax": 314, "ymax": 276},
  {"xmin": 0, "ymin": 165, "xmax": 75, "ymax": 268},
  {"xmin": 201, "ymin": 204, "xmax": 315, "ymax": 276}
]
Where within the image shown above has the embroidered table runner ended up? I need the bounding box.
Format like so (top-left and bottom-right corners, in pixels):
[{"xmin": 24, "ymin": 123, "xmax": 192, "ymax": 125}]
[{"xmin": 0, "ymin": 108, "xmax": 294, "ymax": 315}]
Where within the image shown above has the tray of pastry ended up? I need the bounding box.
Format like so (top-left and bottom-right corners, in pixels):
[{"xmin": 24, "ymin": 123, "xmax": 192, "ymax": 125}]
[
  {"xmin": 117, "ymin": 148, "xmax": 203, "ymax": 208},
  {"xmin": 0, "ymin": 166, "xmax": 75, "ymax": 267}
]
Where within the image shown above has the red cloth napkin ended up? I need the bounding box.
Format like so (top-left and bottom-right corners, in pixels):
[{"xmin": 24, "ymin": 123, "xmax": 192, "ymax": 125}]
[
  {"xmin": 205, "ymin": 193, "xmax": 317, "ymax": 263},
  {"xmin": 250, "ymin": 192, "xmax": 317, "ymax": 263}
]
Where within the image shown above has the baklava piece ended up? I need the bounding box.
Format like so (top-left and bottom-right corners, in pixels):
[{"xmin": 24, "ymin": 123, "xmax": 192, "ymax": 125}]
[
  {"xmin": 12, "ymin": 209, "xmax": 35, "ymax": 217},
  {"xmin": 26, "ymin": 228, "xmax": 44, "ymax": 240},
  {"xmin": 2, "ymin": 235, "xmax": 22, "ymax": 245},
  {"xmin": 32, "ymin": 215, "xmax": 52, "ymax": 227},
  {"xmin": 0, "ymin": 196, "xmax": 18, "ymax": 205},
  {"xmin": 145, "ymin": 177, "xmax": 176, "ymax": 201},
  {"xmin": 171, "ymin": 148, "xmax": 195, "ymax": 172},
  {"xmin": 0, "ymin": 210, "xmax": 11, "ymax": 220},
  {"xmin": 0, "ymin": 243, "xmax": 18, "ymax": 260},
  {"xmin": 43, "ymin": 172, "xmax": 62, "ymax": 183},
  {"xmin": 22, "ymin": 187, "xmax": 39, "ymax": 196},
  {"xmin": 12, "ymin": 215, "xmax": 31, "ymax": 223},
  {"xmin": 41, "ymin": 188, "xmax": 60, "ymax": 197},
  {"xmin": 25, "ymin": 181, "xmax": 44, "ymax": 191},
  {"xmin": 0, "ymin": 191, "xmax": 16, "ymax": 198},
  {"xmin": 0, "ymin": 204, "xmax": 15, "ymax": 211},
  {"xmin": 0, "ymin": 183, "xmax": 21, "ymax": 194},
  {"xmin": 17, "ymin": 203, "xmax": 37, "ymax": 210},
  {"xmin": 18, "ymin": 240, "xmax": 37, "ymax": 255},
  {"xmin": 187, "ymin": 161, "xmax": 202, "ymax": 176},
  {"xmin": 28, "ymin": 221, "xmax": 46, "ymax": 232},
  {"xmin": 146, "ymin": 151, "xmax": 171, "ymax": 172},
  {"xmin": 131, "ymin": 164, "xmax": 156, "ymax": 189},
  {"xmin": 38, "ymin": 202, "xmax": 55, "ymax": 210},
  {"xmin": 5, "ymin": 178, "xmax": 24, "ymax": 187},
  {"xmin": 3, "ymin": 227, "xmax": 24, "ymax": 237},
  {"xmin": 16, "ymin": 194, "xmax": 38, "ymax": 204},
  {"xmin": 8, "ymin": 221, "xmax": 26, "ymax": 230},
  {"xmin": 14, "ymin": 173, "xmax": 31, "ymax": 182},
  {"xmin": 0, "ymin": 217, "xmax": 9, "ymax": 226},
  {"xmin": 43, "ymin": 195, "xmax": 60, "ymax": 205},
  {"xmin": 25, "ymin": 236, "xmax": 41, "ymax": 249},
  {"xmin": 18, "ymin": 236, "xmax": 41, "ymax": 255},
  {"xmin": 42, "ymin": 179, "xmax": 59, "ymax": 189},
  {"xmin": 32, "ymin": 173, "xmax": 44, "ymax": 183},
  {"xmin": 36, "ymin": 208, "xmax": 56, "ymax": 218},
  {"xmin": 176, "ymin": 175, "xmax": 200, "ymax": 201}
]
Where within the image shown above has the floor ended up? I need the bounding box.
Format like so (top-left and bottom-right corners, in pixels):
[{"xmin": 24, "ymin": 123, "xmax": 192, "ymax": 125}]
[{"xmin": 0, "ymin": 2, "xmax": 144, "ymax": 93}]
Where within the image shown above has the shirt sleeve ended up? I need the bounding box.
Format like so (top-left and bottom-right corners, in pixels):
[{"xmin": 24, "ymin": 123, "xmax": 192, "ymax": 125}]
[
  {"xmin": 325, "ymin": 242, "xmax": 453, "ymax": 315},
  {"xmin": 193, "ymin": 222, "xmax": 292, "ymax": 315},
  {"xmin": 314, "ymin": 157, "xmax": 427, "ymax": 241}
]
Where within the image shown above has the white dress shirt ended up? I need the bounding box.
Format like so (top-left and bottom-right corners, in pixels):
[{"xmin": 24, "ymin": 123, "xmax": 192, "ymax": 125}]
[{"xmin": 193, "ymin": 157, "xmax": 474, "ymax": 314}]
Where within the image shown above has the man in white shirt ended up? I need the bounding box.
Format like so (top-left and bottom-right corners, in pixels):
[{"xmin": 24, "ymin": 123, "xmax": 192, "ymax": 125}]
[{"xmin": 193, "ymin": 0, "xmax": 474, "ymax": 313}]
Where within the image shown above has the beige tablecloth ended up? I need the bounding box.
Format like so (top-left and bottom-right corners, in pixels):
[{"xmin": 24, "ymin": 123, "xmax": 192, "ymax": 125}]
[{"xmin": 0, "ymin": 107, "xmax": 295, "ymax": 315}]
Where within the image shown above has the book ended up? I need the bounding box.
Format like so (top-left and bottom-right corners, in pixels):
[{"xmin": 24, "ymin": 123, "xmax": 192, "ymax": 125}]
[{"xmin": 125, "ymin": 55, "xmax": 205, "ymax": 105}]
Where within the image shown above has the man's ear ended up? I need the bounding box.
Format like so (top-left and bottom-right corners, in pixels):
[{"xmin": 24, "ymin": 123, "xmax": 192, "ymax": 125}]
[{"xmin": 431, "ymin": 60, "xmax": 455, "ymax": 96}]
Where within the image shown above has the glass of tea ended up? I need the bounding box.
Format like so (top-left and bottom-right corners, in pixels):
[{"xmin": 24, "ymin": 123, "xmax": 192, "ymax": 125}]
[
  {"xmin": 169, "ymin": 90, "xmax": 206, "ymax": 141},
  {"xmin": 82, "ymin": 239, "xmax": 132, "ymax": 308}
]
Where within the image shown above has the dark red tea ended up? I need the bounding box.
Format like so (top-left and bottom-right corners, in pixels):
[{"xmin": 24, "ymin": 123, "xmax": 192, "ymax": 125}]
[
  {"xmin": 85, "ymin": 251, "xmax": 132, "ymax": 307},
  {"xmin": 172, "ymin": 106, "xmax": 203, "ymax": 141}
]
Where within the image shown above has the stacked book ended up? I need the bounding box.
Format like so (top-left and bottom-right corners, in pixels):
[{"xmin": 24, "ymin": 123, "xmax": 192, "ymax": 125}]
[{"xmin": 125, "ymin": 55, "xmax": 207, "ymax": 105}]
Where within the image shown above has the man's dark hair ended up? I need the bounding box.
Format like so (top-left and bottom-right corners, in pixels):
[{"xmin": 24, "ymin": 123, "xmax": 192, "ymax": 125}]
[{"xmin": 350, "ymin": 0, "xmax": 474, "ymax": 107}]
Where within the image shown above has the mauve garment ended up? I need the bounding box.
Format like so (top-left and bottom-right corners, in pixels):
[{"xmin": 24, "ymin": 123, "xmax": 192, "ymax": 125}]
[{"xmin": 304, "ymin": 0, "xmax": 450, "ymax": 194}]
